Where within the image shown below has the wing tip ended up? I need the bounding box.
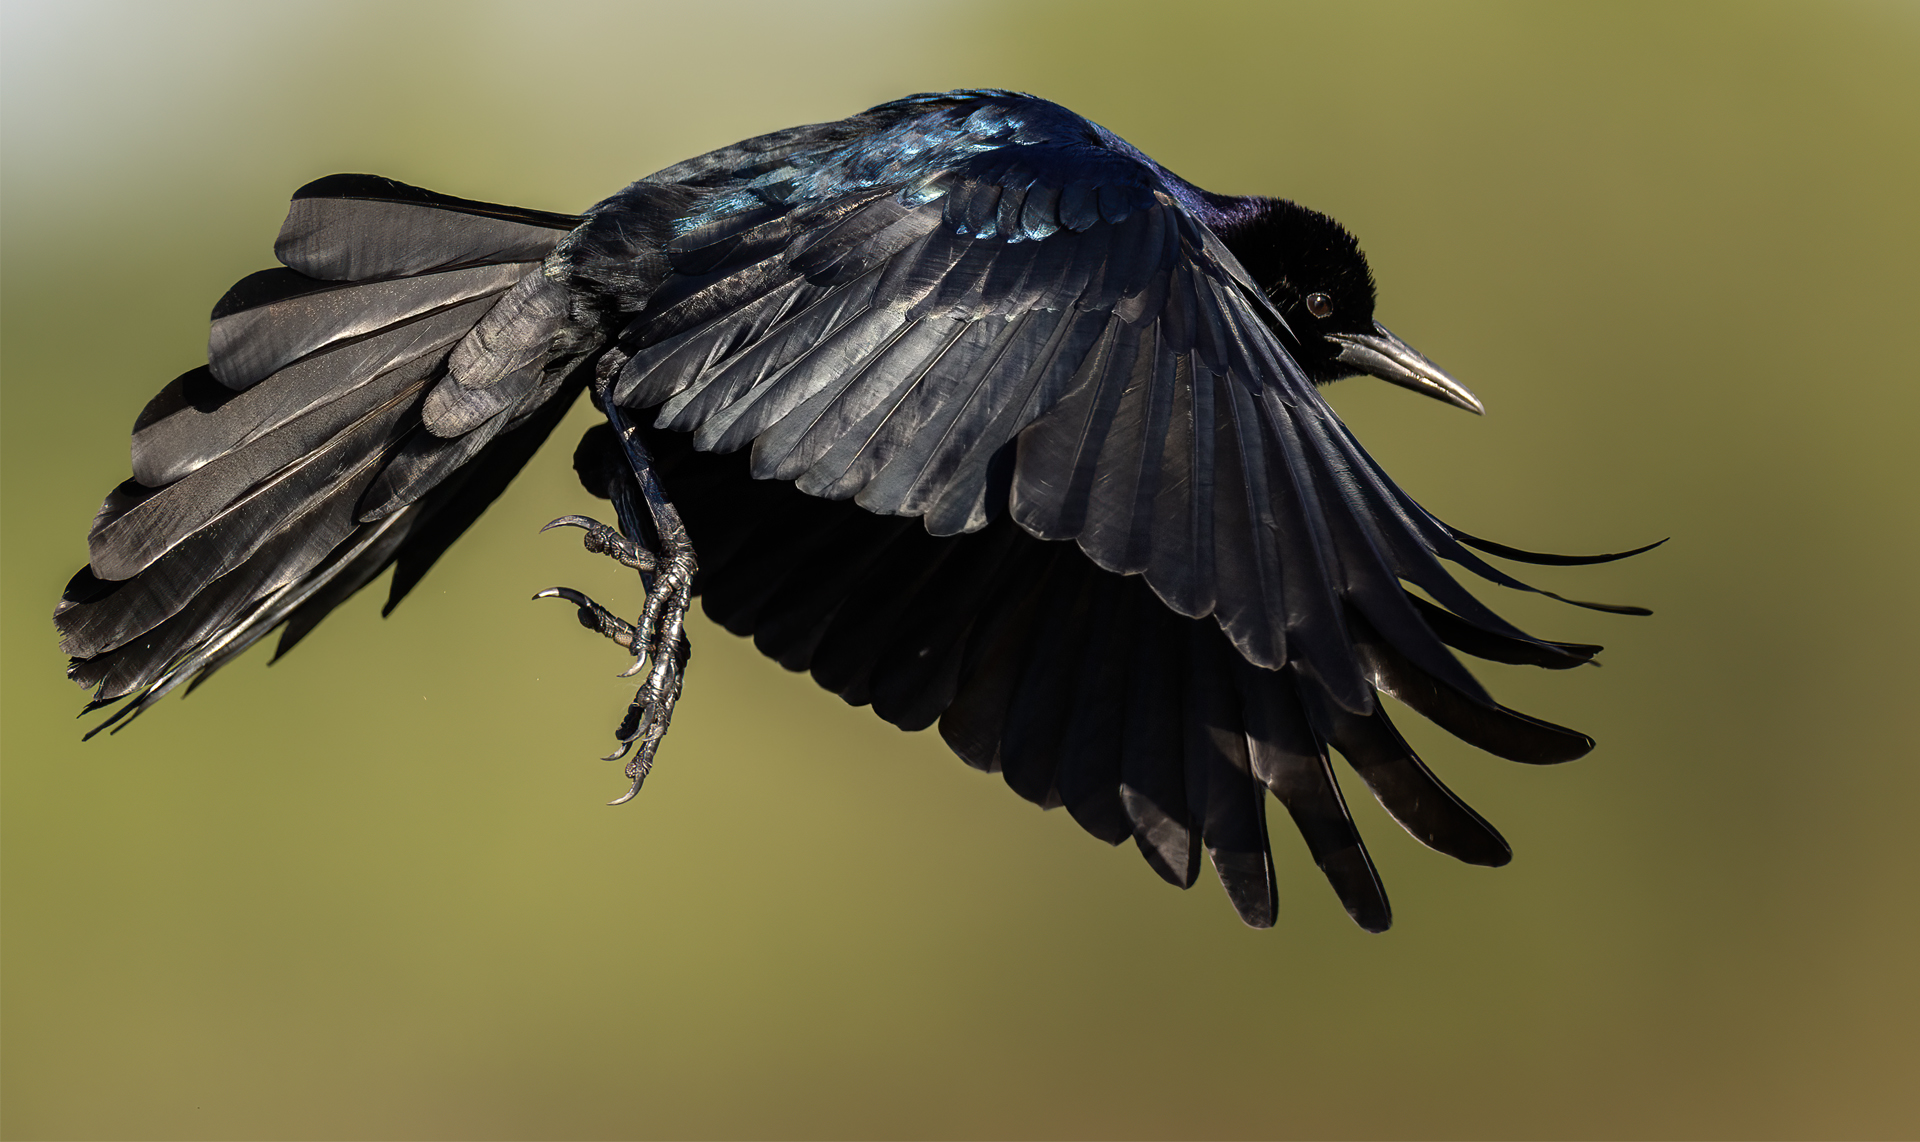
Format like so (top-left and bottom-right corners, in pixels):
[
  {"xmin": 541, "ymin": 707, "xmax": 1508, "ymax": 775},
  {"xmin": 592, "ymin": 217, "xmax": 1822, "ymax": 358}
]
[{"xmin": 1449, "ymin": 527, "xmax": 1669, "ymax": 567}]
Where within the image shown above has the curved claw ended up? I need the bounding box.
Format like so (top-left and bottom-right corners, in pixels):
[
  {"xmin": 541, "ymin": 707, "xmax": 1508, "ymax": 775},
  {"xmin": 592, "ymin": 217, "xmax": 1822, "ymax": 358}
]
[
  {"xmin": 607, "ymin": 771, "xmax": 646, "ymax": 806},
  {"xmin": 540, "ymin": 515, "xmax": 601, "ymax": 534},
  {"xmin": 602, "ymin": 738, "xmax": 635, "ymax": 763},
  {"xmin": 534, "ymin": 586, "xmax": 592, "ymax": 605},
  {"xmin": 617, "ymin": 658, "xmax": 648, "ymax": 679}
]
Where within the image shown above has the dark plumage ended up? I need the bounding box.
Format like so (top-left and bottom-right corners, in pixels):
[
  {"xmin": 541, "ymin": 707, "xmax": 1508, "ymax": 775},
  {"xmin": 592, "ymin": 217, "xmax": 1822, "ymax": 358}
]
[{"xmin": 54, "ymin": 90, "xmax": 1653, "ymax": 931}]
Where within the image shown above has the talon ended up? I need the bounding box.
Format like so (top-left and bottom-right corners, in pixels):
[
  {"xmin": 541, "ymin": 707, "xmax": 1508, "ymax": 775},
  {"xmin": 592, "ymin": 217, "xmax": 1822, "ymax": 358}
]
[
  {"xmin": 535, "ymin": 586, "xmax": 637, "ymax": 648},
  {"xmin": 540, "ymin": 513, "xmax": 656, "ymax": 571},
  {"xmin": 540, "ymin": 515, "xmax": 601, "ymax": 534},
  {"xmin": 607, "ymin": 771, "xmax": 646, "ymax": 806}
]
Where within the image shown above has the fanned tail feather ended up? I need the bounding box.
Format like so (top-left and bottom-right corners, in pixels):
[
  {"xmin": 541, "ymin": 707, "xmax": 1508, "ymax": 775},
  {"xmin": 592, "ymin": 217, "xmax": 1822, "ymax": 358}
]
[{"xmin": 60, "ymin": 176, "xmax": 583, "ymax": 727}]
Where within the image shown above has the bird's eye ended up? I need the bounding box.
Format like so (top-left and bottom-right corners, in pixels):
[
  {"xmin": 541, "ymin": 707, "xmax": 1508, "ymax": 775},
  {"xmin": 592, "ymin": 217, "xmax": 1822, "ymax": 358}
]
[{"xmin": 1306, "ymin": 293, "xmax": 1333, "ymax": 319}]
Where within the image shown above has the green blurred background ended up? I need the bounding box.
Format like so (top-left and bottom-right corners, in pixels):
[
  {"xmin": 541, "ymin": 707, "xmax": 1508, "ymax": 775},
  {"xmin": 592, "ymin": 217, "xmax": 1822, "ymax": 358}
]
[{"xmin": 4, "ymin": 1, "xmax": 1916, "ymax": 1137}]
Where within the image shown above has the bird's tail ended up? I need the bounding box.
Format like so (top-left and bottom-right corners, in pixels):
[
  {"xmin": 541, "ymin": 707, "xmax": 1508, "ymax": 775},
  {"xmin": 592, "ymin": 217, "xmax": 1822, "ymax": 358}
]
[{"xmin": 56, "ymin": 175, "xmax": 588, "ymax": 734}]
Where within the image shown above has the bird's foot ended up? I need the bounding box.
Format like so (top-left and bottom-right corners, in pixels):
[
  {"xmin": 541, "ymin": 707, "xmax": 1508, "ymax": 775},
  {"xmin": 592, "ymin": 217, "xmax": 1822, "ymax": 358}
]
[{"xmin": 536, "ymin": 513, "xmax": 697, "ymax": 805}]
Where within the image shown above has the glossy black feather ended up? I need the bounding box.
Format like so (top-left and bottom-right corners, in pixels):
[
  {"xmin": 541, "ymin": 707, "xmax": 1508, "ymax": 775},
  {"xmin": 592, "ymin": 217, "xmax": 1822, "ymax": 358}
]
[
  {"xmin": 1233, "ymin": 654, "xmax": 1390, "ymax": 932},
  {"xmin": 62, "ymin": 372, "xmax": 426, "ymax": 658},
  {"xmin": 422, "ymin": 271, "xmax": 570, "ymax": 438},
  {"xmin": 208, "ymin": 263, "xmax": 528, "ymax": 390},
  {"xmin": 1187, "ymin": 623, "xmax": 1280, "ymax": 928},
  {"xmin": 1048, "ymin": 572, "xmax": 1133, "ymax": 845},
  {"xmin": 1309, "ymin": 693, "xmax": 1512, "ymax": 868},
  {"xmin": 130, "ymin": 300, "xmax": 492, "ymax": 489},
  {"xmin": 61, "ymin": 182, "xmax": 581, "ymax": 715},
  {"xmin": 278, "ymin": 174, "xmax": 577, "ymax": 282},
  {"xmin": 1118, "ymin": 591, "xmax": 1203, "ymax": 889},
  {"xmin": 1448, "ymin": 526, "xmax": 1668, "ymax": 567},
  {"xmin": 67, "ymin": 455, "xmax": 395, "ymax": 704},
  {"xmin": 1349, "ymin": 608, "xmax": 1593, "ymax": 764},
  {"xmin": 1404, "ymin": 591, "xmax": 1601, "ymax": 669},
  {"xmin": 89, "ymin": 349, "xmax": 440, "ymax": 583}
]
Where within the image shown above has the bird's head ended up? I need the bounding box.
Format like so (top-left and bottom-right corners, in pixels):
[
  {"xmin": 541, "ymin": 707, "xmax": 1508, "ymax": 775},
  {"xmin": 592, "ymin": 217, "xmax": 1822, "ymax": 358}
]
[{"xmin": 1214, "ymin": 197, "xmax": 1483, "ymax": 414}]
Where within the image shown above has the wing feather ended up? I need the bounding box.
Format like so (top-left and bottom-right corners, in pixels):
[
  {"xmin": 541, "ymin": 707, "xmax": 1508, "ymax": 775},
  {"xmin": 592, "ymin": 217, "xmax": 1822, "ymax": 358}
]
[
  {"xmin": 1187, "ymin": 622, "xmax": 1279, "ymax": 928},
  {"xmin": 1308, "ymin": 692, "xmax": 1512, "ymax": 868},
  {"xmin": 1232, "ymin": 654, "xmax": 1390, "ymax": 932},
  {"xmin": 1119, "ymin": 584, "xmax": 1202, "ymax": 888},
  {"xmin": 1050, "ymin": 571, "xmax": 1133, "ymax": 844}
]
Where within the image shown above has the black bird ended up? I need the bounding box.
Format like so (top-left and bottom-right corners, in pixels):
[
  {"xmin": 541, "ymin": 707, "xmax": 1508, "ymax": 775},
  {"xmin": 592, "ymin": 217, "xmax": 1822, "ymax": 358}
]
[{"xmin": 55, "ymin": 90, "xmax": 1651, "ymax": 932}]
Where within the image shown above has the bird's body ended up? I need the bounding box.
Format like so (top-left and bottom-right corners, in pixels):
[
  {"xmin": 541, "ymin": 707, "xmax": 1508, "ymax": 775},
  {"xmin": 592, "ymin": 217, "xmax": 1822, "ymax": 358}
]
[{"xmin": 55, "ymin": 90, "xmax": 1648, "ymax": 931}]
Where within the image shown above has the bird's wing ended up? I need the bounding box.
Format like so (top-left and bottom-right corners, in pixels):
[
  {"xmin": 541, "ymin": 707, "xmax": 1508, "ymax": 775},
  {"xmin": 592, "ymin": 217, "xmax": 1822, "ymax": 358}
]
[
  {"xmin": 592, "ymin": 137, "xmax": 1604, "ymax": 928},
  {"xmin": 59, "ymin": 176, "xmax": 585, "ymax": 727},
  {"xmin": 606, "ymin": 141, "xmax": 1594, "ymax": 701},
  {"xmin": 610, "ymin": 421, "xmax": 1588, "ymax": 933}
]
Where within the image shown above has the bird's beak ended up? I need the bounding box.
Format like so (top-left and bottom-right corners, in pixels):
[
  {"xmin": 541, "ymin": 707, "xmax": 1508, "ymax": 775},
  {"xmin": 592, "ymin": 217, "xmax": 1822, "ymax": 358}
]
[{"xmin": 1325, "ymin": 323, "xmax": 1485, "ymax": 415}]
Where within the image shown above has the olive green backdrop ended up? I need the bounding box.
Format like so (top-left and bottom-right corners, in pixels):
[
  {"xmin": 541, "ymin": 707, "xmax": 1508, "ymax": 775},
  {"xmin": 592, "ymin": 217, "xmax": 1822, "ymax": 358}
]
[{"xmin": 4, "ymin": 1, "xmax": 1916, "ymax": 1138}]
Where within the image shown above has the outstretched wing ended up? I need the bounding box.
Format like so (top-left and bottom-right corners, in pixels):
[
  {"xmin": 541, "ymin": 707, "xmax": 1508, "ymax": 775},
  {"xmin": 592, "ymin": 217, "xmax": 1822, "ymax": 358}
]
[{"xmin": 590, "ymin": 112, "xmax": 1608, "ymax": 928}]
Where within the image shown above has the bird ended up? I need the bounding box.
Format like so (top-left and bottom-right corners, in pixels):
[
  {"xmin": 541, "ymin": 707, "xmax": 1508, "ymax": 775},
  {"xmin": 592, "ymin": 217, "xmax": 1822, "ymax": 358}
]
[{"xmin": 54, "ymin": 89, "xmax": 1653, "ymax": 933}]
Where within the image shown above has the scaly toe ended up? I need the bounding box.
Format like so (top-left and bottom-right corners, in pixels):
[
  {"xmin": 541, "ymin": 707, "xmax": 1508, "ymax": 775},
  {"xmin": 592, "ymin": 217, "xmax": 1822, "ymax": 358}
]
[
  {"xmin": 534, "ymin": 587, "xmax": 638, "ymax": 648},
  {"xmin": 541, "ymin": 514, "xmax": 657, "ymax": 571}
]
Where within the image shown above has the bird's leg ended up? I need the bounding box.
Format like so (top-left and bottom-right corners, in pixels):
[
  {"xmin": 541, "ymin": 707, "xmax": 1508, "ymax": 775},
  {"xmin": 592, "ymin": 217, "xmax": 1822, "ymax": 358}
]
[{"xmin": 535, "ymin": 408, "xmax": 698, "ymax": 805}]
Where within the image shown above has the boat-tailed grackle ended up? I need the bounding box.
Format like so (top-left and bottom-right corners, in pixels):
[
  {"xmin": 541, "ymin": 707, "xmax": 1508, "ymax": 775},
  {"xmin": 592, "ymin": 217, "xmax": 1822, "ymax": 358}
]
[{"xmin": 55, "ymin": 90, "xmax": 1655, "ymax": 931}]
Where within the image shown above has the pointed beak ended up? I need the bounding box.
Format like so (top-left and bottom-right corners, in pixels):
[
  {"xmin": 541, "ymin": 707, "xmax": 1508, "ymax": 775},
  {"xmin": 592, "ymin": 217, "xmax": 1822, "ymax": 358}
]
[{"xmin": 1325, "ymin": 323, "xmax": 1485, "ymax": 415}]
